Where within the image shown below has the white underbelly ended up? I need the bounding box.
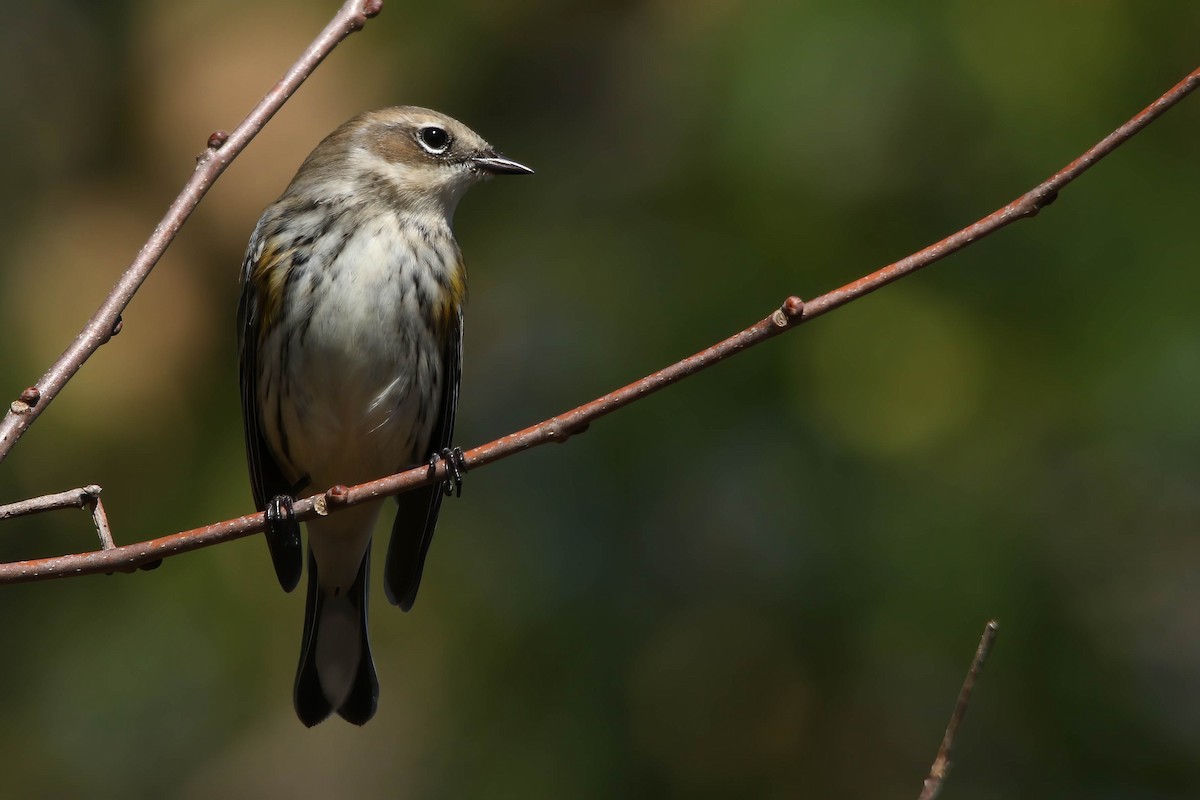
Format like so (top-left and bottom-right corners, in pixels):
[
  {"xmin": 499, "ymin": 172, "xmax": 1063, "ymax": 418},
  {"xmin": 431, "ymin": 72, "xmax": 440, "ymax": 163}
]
[{"xmin": 263, "ymin": 224, "xmax": 448, "ymax": 491}]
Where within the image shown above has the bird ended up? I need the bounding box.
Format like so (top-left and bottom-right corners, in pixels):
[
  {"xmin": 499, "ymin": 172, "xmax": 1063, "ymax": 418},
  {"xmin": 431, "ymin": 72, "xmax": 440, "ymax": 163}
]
[{"xmin": 237, "ymin": 106, "xmax": 532, "ymax": 726}]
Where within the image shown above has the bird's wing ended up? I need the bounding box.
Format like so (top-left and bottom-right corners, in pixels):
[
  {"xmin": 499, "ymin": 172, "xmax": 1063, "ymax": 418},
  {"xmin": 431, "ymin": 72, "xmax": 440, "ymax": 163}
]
[
  {"xmin": 384, "ymin": 306, "xmax": 463, "ymax": 611},
  {"xmin": 238, "ymin": 231, "xmax": 304, "ymax": 592}
]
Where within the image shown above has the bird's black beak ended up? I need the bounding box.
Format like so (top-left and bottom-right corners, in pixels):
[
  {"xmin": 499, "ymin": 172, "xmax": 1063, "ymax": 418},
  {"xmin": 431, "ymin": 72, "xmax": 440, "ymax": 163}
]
[{"xmin": 471, "ymin": 152, "xmax": 534, "ymax": 176}]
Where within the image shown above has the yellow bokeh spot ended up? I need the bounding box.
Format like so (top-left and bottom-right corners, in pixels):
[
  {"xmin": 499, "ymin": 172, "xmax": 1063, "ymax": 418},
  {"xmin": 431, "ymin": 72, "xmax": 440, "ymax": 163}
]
[{"xmin": 797, "ymin": 287, "xmax": 985, "ymax": 459}]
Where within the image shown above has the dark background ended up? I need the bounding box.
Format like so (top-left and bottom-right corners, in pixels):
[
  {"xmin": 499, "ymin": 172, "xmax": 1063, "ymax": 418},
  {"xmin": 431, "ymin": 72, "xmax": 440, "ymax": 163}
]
[{"xmin": 1, "ymin": 1, "xmax": 1199, "ymax": 797}]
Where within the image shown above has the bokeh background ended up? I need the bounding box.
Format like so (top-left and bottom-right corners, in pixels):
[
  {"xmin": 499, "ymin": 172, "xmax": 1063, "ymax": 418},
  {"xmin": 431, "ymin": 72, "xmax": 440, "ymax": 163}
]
[{"xmin": 1, "ymin": 0, "xmax": 1199, "ymax": 797}]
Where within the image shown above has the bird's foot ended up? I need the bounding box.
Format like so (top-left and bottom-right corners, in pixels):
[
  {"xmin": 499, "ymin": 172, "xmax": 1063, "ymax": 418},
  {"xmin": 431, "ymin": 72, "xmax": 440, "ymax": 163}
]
[
  {"xmin": 266, "ymin": 494, "xmax": 302, "ymax": 551},
  {"xmin": 429, "ymin": 447, "xmax": 467, "ymax": 497}
]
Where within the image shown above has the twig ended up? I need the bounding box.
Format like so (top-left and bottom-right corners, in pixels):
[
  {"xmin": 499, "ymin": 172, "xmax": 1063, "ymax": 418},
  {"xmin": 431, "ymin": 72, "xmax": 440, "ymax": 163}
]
[
  {"xmin": 0, "ymin": 485, "xmax": 104, "ymax": 521},
  {"xmin": 0, "ymin": 484, "xmax": 116, "ymax": 552},
  {"xmin": 0, "ymin": 65, "xmax": 1197, "ymax": 584},
  {"xmin": 83, "ymin": 495, "xmax": 117, "ymax": 551},
  {"xmin": 918, "ymin": 620, "xmax": 1000, "ymax": 800},
  {"xmin": 0, "ymin": 0, "xmax": 384, "ymax": 464}
]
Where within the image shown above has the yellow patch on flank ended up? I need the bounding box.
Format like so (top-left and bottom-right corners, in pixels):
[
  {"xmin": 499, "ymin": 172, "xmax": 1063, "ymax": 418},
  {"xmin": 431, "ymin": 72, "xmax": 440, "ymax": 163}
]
[
  {"xmin": 434, "ymin": 257, "xmax": 467, "ymax": 335},
  {"xmin": 251, "ymin": 239, "xmax": 293, "ymax": 329}
]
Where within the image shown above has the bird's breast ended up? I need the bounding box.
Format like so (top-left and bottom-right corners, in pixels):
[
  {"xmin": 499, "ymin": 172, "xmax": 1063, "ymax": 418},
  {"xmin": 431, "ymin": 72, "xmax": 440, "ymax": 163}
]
[{"xmin": 262, "ymin": 211, "xmax": 463, "ymax": 483}]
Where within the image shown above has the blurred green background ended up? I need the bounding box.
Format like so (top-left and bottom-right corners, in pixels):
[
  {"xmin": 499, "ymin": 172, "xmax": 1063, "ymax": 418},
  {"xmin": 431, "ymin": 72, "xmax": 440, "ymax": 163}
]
[{"xmin": 2, "ymin": 0, "xmax": 1199, "ymax": 797}]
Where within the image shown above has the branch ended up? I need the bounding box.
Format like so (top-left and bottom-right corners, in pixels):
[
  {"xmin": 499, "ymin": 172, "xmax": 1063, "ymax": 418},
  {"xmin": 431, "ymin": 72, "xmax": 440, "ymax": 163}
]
[
  {"xmin": 1, "ymin": 65, "xmax": 1197, "ymax": 584},
  {"xmin": 0, "ymin": 485, "xmax": 117, "ymax": 553},
  {"xmin": 0, "ymin": 0, "xmax": 384, "ymax": 464},
  {"xmin": 918, "ymin": 620, "xmax": 1000, "ymax": 800},
  {"xmin": 0, "ymin": 485, "xmax": 103, "ymax": 521}
]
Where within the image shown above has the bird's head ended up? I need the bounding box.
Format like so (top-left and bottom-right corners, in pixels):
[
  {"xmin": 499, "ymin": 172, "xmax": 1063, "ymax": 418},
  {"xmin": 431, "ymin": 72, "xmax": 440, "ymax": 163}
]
[{"xmin": 289, "ymin": 106, "xmax": 533, "ymax": 220}]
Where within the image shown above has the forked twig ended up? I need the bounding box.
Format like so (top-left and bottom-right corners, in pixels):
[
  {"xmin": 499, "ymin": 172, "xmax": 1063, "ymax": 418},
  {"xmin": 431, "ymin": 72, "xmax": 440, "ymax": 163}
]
[
  {"xmin": 0, "ymin": 485, "xmax": 115, "ymax": 552},
  {"xmin": 0, "ymin": 486, "xmax": 102, "ymax": 521}
]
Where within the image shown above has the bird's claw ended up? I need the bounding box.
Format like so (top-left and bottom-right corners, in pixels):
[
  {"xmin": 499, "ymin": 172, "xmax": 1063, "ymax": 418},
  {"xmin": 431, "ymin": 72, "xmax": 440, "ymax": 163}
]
[
  {"xmin": 429, "ymin": 447, "xmax": 466, "ymax": 497},
  {"xmin": 266, "ymin": 494, "xmax": 302, "ymax": 550}
]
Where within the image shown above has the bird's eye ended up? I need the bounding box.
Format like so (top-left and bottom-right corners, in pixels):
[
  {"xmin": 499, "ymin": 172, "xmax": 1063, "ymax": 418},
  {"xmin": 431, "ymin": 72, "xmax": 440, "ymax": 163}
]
[{"xmin": 417, "ymin": 126, "xmax": 451, "ymax": 155}]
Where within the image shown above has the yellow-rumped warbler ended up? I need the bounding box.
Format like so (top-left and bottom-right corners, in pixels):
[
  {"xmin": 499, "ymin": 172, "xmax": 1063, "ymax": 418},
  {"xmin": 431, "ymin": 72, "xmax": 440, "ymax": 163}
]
[{"xmin": 237, "ymin": 106, "xmax": 531, "ymax": 726}]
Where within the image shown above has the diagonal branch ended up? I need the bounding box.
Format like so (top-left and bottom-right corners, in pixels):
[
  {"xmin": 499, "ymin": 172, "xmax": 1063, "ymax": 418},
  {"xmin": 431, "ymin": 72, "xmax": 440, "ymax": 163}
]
[
  {"xmin": 918, "ymin": 620, "xmax": 1000, "ymax": 800},
  {"xmin": 0, "ymin": 0, "xmax": 384, "ymax": 464},
  {"xmin": 0, "ymin": 65, "xmax": 1197, "ymax": 584}
]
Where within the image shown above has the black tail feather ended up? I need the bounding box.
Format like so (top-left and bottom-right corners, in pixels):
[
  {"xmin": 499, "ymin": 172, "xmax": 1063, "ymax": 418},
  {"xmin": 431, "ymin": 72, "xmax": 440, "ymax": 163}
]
[
  {"xmin": 384, "ymin": 483, "xmax": 445, "ymax": 611},
  {"xmin": 337, "ymin": 552, "xmax": 379, "ymax": 724},
  {"xmin": 293, "ymin": 550, "xmax": 331, "ymax": 727}
]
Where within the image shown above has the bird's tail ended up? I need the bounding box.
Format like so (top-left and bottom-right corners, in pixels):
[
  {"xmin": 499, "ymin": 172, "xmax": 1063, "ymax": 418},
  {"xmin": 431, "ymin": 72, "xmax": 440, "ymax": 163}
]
[{"xmin": 294, "ymin": 549, "xmax": 378, "ymax": 726}]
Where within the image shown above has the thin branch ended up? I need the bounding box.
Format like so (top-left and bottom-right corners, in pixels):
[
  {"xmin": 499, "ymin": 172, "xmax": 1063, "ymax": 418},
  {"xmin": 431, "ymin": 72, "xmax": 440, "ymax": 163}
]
[
  {"xmin": 0, "ymin": 65, "xmax": 1197, "ymax": 584},
  {"xmin": 918, "ymin": 620, "xmax": 1000, "ymax": 800},
  {"xmin": 0, "ymin": 485, "xmax": 103, "ymax": 520},
  {"xmin": 84, "ymin": 496, "xmax": 117, "ymax": 552},
  {"xmin": 0, "ymin": 0, "xmax": 384, "ymax": 464},
  {"xmin": 0, "ymin": 484, "xmax": 119, "ymax": 555}
]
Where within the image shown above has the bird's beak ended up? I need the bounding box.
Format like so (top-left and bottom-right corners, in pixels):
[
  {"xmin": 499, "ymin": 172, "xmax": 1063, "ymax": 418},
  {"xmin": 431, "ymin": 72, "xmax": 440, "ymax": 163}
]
[{"xmin": 471, "ymin": 152, "xmax": 534, "ymax": 176}]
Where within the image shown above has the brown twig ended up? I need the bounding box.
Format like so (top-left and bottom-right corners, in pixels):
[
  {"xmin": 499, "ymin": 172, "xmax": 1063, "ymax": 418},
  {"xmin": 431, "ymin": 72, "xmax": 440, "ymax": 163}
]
[
  {"xmin": 0, "ymin": 485, "xmax": 104, "ymax": 521},
  {"xmin": 83, "ymin": 495, "xmax": 117, "ymax": 552},
  {"xmin": 0, "ymin": 0, "xmax": 384, "ymax": 464},
  {"xmin": 0, "ymin": 484, "xmax": 116, "ymax": 551},
  {"xmin": 918, "ymin": 620, "xmax": 1000, "ymax": 800},
  {"xmin": 0, "ymin": 66, "xmax": 1197, "ymax": 583}
]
